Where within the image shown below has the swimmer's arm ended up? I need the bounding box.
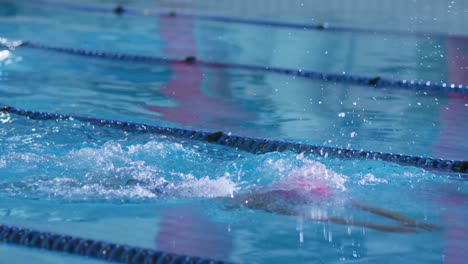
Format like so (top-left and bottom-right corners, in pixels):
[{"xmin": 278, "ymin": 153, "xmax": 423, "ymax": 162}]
[
  {"xmin": 350, "ymin": 200, "xmax": 441, "ymax": 231},
  {"xmin": 221, "ymin": 191, "xmax": 279, "ymax": 211},
  {"xmin": 222, "ymin": 194, "xmax": 419, "ymax": 233},
  {"xmin": 324, "ymin": 216, "xmax": 418, "ymax": 233},
  {"xmin": 264, "ymin": 207, "xmax": 419, "ymax": 233}
]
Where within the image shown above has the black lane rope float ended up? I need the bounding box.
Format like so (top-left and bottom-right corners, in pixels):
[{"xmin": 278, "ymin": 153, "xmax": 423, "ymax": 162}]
[
  {"xmin": 1, "ymin": 106, "xmax": 467, "ymax": 175},
  {"xmin": 0, "ymin": 224, "xmax": 230, "ymax": 264},
  {"xmin": 24, "ymin": 0, "xmax": 468, "ymax": 40},
  {"xmin": 1, "ymin": 39, "xmax": 467, "ymax": 94}
]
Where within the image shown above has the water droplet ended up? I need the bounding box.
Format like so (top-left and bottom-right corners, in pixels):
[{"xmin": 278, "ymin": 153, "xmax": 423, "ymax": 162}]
[{"xmin": 0, "ymin": 50, "xmax": 11, "ymax": 61}]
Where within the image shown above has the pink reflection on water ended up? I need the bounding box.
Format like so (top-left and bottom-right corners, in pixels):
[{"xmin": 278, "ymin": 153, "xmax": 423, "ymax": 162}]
[
  {"xmin": 433, "ymin": 36, "xmax": 468, "ymax": 264},
  {"xmin": 145, "ymin": 14, "xmax": 252, "ymax": 129},
  {"xmin": 432, "ymin": 36, "xmax": 468, "ymax": 160},
  {"xmin": 435, "ymin": 188, "xmax": 468, "ymax": 264},
  {"xmin": 155, "ymin": 205, "xmax": 233, "ymax": 260}
]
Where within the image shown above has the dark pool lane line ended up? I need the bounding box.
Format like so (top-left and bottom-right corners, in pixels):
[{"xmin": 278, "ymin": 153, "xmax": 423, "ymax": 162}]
[
  {"xmin": 0, "ymin": 224, "xmax": 232, "ymax": 264},
  {"xmin": 1, "ymin": 38, "xmax": 467, "ymax": 94},
  {"xmin": 1, "ymin": 105, "xmax": 466, "ymax": 176},
  {"xmin": 18, "ymin": 0, "xmax": 468, "ymax": 40}
]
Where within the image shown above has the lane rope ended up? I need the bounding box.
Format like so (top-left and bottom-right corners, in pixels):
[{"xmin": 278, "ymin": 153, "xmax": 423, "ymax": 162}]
[
  {"xmin": 21, "ymin": 0, "xmax": 468, "ymax": 40},
  {"xmin": 1, "ymin": 38, "xmax": 467, "ymax": 94},
  {"xmin": 1, "ymin": 105, "xmax": 466, "ymax": 175},
  {"xmin": 0, "ymin": 224, "xmax": 230, "ymax": 264}
]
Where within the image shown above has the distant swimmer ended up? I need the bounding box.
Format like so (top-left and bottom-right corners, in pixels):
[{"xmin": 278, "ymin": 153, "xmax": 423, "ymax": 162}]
[
  {"xmin": 183, "ymin": 56, "xmax": 197, "ymax": 64},
  {"xmin": 114, "ymin": 5, "xmax": 124, "ymax": 14}
]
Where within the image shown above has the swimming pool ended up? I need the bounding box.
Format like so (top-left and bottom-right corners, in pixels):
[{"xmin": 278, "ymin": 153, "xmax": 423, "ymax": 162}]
[{"xmin": 0, "ymin": 0, "xmax": 467, "ymax": 263}]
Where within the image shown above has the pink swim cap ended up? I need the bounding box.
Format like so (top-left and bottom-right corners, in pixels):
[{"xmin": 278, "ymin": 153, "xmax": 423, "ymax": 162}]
[
  {"xmin": 267, "ymin": 180, "xmax": 331, "ymax": 203},
  {"xmin": 297, "ymin": 182, "xmax": 331, "ymax": 197}
]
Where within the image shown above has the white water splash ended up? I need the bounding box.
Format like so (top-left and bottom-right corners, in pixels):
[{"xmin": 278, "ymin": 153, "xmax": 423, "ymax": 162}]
[
  {"xmin": 264, "ymin": 156, "xmax": 348, "ymax": 192},
  {"xmin": 1, "ymin": 136, "xmax": 349, "ymax": 202},
  {"xmin": 0, "ymin": 139, "xmax": 239, "ymax": 201},
  {"xmin": 358, "ymin": 173, "xmax": 388, "ymax": 185},
  {"xmin": 35, "ymin": 177, "xmax": 158, "ymax": 200},
  {"xmin": 0, "ymin": 50, "xmax": 11, "ymax": 61},
  {"xmin": 284, "ymin": 161, "xmax": 348, "ymax": 191},
  {"xmin": 166, "ymin": 173, "xmax": 238, "ymax": 198}
]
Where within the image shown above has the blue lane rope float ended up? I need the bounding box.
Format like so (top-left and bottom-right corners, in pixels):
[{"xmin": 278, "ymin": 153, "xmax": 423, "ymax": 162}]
[
  {"xmin": 0, "ymin": 224, "xmax": 230, "ymax": 264},
  {"xmin": 1, "ymin": 39, "xmax": 467, "ymax": 94},
  {"xmin": 1, "ymin": 106, "xmax": 466, "ymax": 175},
  {"xmin": 24, "ymin": 0, "xmax": 468, "ymax": 40}
]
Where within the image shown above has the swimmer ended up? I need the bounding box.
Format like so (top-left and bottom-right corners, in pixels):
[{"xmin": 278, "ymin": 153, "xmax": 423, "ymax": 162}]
[
  {"xmin": 114, "ymin": 5, "xmax": 124, "ymax": 14},
  {"xmin": 223, "ymin": 164, "xmax": 440, "ymax": 233},
  {"xmin": 128, "ymin": 162, "xmax": 440, "ymax": 233},
  {"xmin": 226, "ymin": 186, "xmax": 439, "ymax": 233}
]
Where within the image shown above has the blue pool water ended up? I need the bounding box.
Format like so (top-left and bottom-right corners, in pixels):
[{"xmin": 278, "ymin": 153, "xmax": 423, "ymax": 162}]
[{"xmin": 0, "ymin": 0, "xmax": 467, "ymax": 263}]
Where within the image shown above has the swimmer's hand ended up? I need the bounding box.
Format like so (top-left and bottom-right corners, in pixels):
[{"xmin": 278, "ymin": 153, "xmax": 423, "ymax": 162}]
[
  {"xmin": 125, "ymin": 179, "xmax": 143, "ymax": 186},
  {"xmin": 125, "ymin": 178, "xmax": 168, "ymax": 195},
  {"xmin": 401, "ymin": 220, "xmax": 442, "ymax": 231}
]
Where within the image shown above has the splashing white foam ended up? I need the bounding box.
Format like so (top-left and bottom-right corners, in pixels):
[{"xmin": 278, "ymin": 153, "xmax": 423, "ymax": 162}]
[
  {"xmin": 0, "ymin": 138, "xmax": 241, "ymax": 201},
  {"xmin": 3, "ymin": 172, "xmax": 238, "ymax": 201},
  {"xmin": 358, "ymin": 173, "xmax": 388, "ymax": 185},
  {"xmin": 39, "ymin": 177, "xmax": 158, "ymax": 200},
  {"xmin": 1, "ymin": 136, "xmax": 349, "ymax": 202},
  {"xmin": 0, "ymin": 50, "xmax": 11, "ymax": 61},
  {"xmin": 166, "ymin": 173, "xmax": 238, "ymax": 198}
]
